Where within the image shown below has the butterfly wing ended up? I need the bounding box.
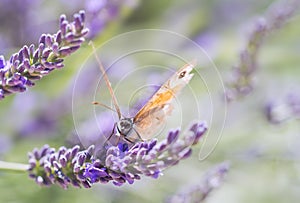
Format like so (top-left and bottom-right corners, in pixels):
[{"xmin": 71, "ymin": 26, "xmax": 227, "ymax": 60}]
[{"xmin": 133, "ymin": 61, "xmax": 196, "ymax": 140}]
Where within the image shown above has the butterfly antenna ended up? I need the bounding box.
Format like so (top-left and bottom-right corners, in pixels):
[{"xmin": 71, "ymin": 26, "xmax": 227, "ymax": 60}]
[
  {"xmin": 92, "ymin": 101, "xmax": 118, "ymax": 113},
  {"xmin": 89, "ymin": 41, "xmax": 122, "ymax": 119},
  {"xmin": 189, "ymin": 59, "xmax": 197, "ymax": 66}
]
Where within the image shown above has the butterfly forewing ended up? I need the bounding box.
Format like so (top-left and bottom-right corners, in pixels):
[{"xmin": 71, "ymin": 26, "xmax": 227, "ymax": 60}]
[{"xmin": 133, "ymin": 61, "xmax": 196, "ymax": 140}]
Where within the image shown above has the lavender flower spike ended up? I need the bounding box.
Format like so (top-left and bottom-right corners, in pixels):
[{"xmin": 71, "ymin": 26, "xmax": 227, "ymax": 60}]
[
  {"xmin": 28, "ymin": 121, "xmax": 207, "ymax": 188},
  {"xmin": 225, "ymin": 0, "xmax": 300, "ymax": 101},
  {"xmin": 0, "ymin": 10, "xmax": 89, "ymax": 100},
  {"xmin": 166, "ymin": 162, "xmax": 230, "ymax": 203}
]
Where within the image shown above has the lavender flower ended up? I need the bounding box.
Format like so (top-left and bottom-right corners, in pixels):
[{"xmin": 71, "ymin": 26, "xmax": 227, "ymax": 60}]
[
  {"xmin": 166, "ymin": 162, "xmax": 230, "ymax": 203},
  {"xmin": 0, "ymin": 10, "xmax": 89, "ymax": 100},
  {"xmin": 85, "ymin": 0, "xmax": 128, "ymax": 39},
  {"xmin": 225, "ymin": 0, "xmax": 300, "ymax": 101},
  {"xmin": 0, "ymin": 0, "xmax": 40, "ymax": 50},
  {"xmin": 28, "ymin": 121, "xmax": 207, "ymax": 188},
  {"xmin": 265, "ymin": 92, "xmax": 300, "ymax": 124}
]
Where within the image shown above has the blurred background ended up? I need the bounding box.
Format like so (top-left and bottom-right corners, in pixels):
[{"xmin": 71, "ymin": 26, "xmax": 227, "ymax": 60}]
[{"xmin": 0, "ymin": 0, "xmax": 300, "ymax": 202}]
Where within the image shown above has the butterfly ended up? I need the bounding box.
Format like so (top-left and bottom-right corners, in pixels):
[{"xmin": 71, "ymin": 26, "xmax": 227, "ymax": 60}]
[{"xmin": 90, "ymin": 43, "xmax": 196, "ymax": 144}]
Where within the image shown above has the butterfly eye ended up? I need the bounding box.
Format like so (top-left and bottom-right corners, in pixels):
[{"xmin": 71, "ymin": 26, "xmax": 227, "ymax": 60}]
[{"xmin": 179, "ymin": 71, "xmax": 186, "ymax": 79}]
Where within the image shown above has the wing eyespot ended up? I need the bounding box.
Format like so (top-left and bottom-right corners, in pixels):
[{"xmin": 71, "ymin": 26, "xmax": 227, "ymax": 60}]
[{"xmin": 179, "ymin": 71, "xmax": 186, "ymax": 79}]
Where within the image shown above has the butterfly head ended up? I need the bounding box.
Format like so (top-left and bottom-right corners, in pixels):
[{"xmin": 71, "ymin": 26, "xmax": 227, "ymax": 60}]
[
  {"xmin": 168, "ymin": 62, "xmax": 195, "ymax": 89},
  {"xmin": 177, "ymin": 63, "xmax": 194, "ymax": 82},
  {"xmin": 117, "ymin": 118, "xmax": 134, "ymax": 136}
]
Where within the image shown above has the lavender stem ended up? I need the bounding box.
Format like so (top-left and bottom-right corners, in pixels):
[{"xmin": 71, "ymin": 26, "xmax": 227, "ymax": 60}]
[{"xmin": 0, "ymin": 160, "xmax": 29, "ymax": 173}]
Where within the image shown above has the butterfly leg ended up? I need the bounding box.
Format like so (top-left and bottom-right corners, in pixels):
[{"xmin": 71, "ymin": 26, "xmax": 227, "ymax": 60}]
[
  {"xmin": 103, "ymin": 123, "xmax": 117, "ymax": 146},
  {"xmin": 123, "ymin": 136, "xmax": 135, "ymax": 144},
  {"xmin": 132, "ymin": 127, "xmax": 144, "ymax": 142},
  {"xmin": 117, "ymin": 134, "xmax": 123, "ymax": 145}
]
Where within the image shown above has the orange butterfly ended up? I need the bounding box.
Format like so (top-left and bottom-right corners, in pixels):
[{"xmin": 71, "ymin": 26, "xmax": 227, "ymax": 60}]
[{"xmin": 90, "ymin": 43, "xmax": 195, "ymax": 144}]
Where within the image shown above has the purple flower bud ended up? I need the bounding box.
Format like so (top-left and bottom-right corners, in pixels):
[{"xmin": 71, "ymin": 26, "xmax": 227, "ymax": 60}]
[
  {"xmin": 42, "ymin": 48, "xmax": 52, "ymax": 58},
  {"xmin": 44, "ymin": 162, "xmax": 52, "ymax": 173},
  {"xmin": 77, "ymin": 154, "xmax": 86, "ymax": 166},
  {"xmin": 60, "ymin": 21, "xmax": 68, "ymax": 36},
  {"xmin": 41, "ymin": 145, "xmax": 51, "ymax": 156},
  {"xmin": 157, "ymin": 142, "xmax": 167, "ymax": 152},
  {"xmin": 39, "ymin": 70, "xmax": 52, "ymax": 75},
  {"xmin": 32, "ymin": 49, "xmax": 39, "ymax": 64},
  {"xmin": 33, "ymin": 148, "xmax": 40, "ymax": 159},
  {"xmin": 18, "ymin": 49, "xmax": 23, "ymax": 62},
  {"xmin": 4, "ymin": 85, "xmax": 26, "ymax": 93},
  {"xmin": 41, "ymin": 61, "xmax": 55, "ymax": 69},
  {"xmin": 82, "ymin": 181, "xmax": 92, "ymax": 188},
  {"xmin": 52, "ymin": 42, "xmax": 59, "ymax": 55},
  {"xmin": 73, "ymin": 164, "xmax": 81, "ymax": 173},
  {"xmin": 147, "ymin": 139, "xmax": 157, "ymax": 152},
  {"xmin": 59, "ymin": 155, "xmax": 67, "ymax": 167},
  {"xmin": 179, "ymin": 148, "xmax": 192, "ymax": 159},
  {"xmin": 79, "ymin": 10, "xmax": 85, "ymax": 23},
  {"xmin": 28, "ymin": 158, "xmax": 36, "ymax": 168},
  {"xmin": 167, "ymin": 130, "xmax": 180, "ymax": 144},
  {"xmin": 0, "ymin": 56, "xmax": 6, "ymax": 69},
  {"xmin": 71, "ymin": 180, "xmax": 81, "ymax": 188},
  {"xmin": 118, "ymin": 142, "xmax": 129, "ymax": 152},
  {"xmin": 10, "ymin": 53, "xmax": 19, "ymax": 64},
  {"xmin": 113, "ymin": 180, "xmax": 125, "ymax": 186},
  {"xmin": 29, "ymin": 44, "xmax": 35, "ymax": 57},
  {"xmin": 22, "ymin": 59, "xmax": 30, "ymax": 69},
  {"xmin": 45, "ymin": 35, "xmax": 53, "ymax": 47},
  {"xmin": 80, "ymin": 28, "xmax": 89, "ymax": 36},
  {"xmin": 39, "ymin": 34, "xmax": 46, "ymax": 44},
  {"xmin": 55, "ymin": 63, "xmax": 64, "ymax": 69},
  {"xmin": 55, "ymin": 31, "xmax": 62, "ymax": 44},
  {"xmin": 69, "ymin": 38, "xmax": 85, "ymax": 46},
  {"xmin": 60, "ymin": 14, "xmax": 67, "ymax": 24},
  {"xmin": 49, "ymin": 154, "xmax": 56, "ymax": 164},
  {"xmin": 86, "ymin": 145, "xmax": 95, "ymax": 155},
  {"xmin": 73, "ymin": 13, "xmax": 83, "ymax": 32},
  {"xmin": 136, "ymin": 148, "xmax": 147, "ymax": 161},
  {"xmin": 64, "ymin": 32, "xmax": 75, "ymax": 42},
  {"xmin": 152, "ymin": 170, "xmax": 161, "ymax": 179},
  {"xmin": 59, "ymin": 45, "xmax": 80, "ymax": 56},
  {"xmin": 22, "ymin": 46, "xmax": 30, "ymax": 59},
  {"xmin": 71, "ymin": 145, "xmax": 80, "ymax": 158},
  {"xmin": 38, "ymin": 43, "xmax": 45, "ymax": 56},
  {"xmin": 13, "ymin": 60, "xmax": 20, "ymax": 70}
]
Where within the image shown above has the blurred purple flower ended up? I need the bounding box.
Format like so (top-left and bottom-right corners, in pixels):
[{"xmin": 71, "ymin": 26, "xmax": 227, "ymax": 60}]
[
  {"xmin": 28, "ymin": 121, "xmax": 207, "ymax": 188},
  {"xmin": 0, "ymin": 135, "xmax": 13, "ymax": 156},
  {"xmin": 265, "ymin": 92, "xmax": 300, "ymax": 124},
  {"xmin": 67, "ymin": 111, "xmax": 117, "ymax": 151},
  {"xmin": 0, "ymin": 10, "xmax": 89, "ymax": 100},
  {"xmin": 0, "ymin": 0, "xmax": 39, "ymax": 50},
  {"xmin": 226, "ymin": 0, "xmax": 300, "ymax": 101},
  {"xmin": 85, "ymin": 0, "xmax": 126, "ymax": 39},
  {"xmin": 166, "ymin": 162, "xmax": 230, "ymax": 203}
]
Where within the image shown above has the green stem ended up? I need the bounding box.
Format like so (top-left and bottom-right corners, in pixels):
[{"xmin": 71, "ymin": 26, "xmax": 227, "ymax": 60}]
[{"xmin": 0, "ymin": 160, "xmax": 29, "ymax": 173}]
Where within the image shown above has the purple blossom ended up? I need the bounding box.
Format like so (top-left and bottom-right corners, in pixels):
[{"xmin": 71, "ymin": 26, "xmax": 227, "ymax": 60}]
[
  {"xmin": 0, "ymin": 10, "xmax": 89, "ymax": 100},
  {"xmin": 85, "ymin": 0, "xmax": 125, "ymax": 39},
  {"xmin": 166, "ymin": 162, "xmax": 230, "ymax": 203},
  {"xmin": 265, "ymin": 92, "xmax": 300, "ymax": 124},
  {"xmin": 0, "ymin": 0, "xmax": 40, "ymax": 50},
  {"xmin": 28, "ymin": 121, "xmax": 207, "ymax": 188},
  {"xmin": 225, "ymin": 0, "xmax": 300, "ymax": 102}
]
